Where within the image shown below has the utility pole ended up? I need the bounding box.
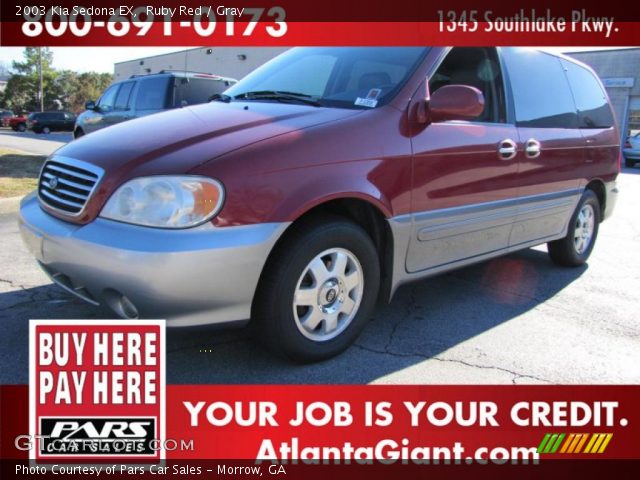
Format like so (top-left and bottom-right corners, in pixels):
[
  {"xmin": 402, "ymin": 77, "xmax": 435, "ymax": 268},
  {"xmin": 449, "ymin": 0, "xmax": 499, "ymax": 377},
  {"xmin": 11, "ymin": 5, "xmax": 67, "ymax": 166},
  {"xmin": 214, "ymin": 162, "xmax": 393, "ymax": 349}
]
[{"xmin": 38, "ymin": 47, "xmax": 44, "ymax": 112}]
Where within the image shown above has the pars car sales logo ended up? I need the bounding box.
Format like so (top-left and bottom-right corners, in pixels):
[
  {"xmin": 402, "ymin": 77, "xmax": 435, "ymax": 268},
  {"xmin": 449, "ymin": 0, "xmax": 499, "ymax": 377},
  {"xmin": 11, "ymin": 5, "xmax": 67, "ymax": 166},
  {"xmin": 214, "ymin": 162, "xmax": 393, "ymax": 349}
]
[{"xmin": 29, "ymin": 320, "xmax": 165, "ymax": 461}]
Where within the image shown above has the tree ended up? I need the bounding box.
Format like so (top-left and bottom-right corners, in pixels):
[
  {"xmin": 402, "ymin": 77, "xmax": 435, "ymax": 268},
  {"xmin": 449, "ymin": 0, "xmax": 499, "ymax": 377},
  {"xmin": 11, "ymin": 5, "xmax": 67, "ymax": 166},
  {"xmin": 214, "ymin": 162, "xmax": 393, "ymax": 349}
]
[
  {"xmin": 2, "ymin": 48, "xmax": 113, "ymax": 114},
  {"xmin": 3, "ymin": 47, "xmax": 57, "ymax": 112},
  {"xmin": 53, "ymin": 70, "xmax": 113, "ymax": 114}
]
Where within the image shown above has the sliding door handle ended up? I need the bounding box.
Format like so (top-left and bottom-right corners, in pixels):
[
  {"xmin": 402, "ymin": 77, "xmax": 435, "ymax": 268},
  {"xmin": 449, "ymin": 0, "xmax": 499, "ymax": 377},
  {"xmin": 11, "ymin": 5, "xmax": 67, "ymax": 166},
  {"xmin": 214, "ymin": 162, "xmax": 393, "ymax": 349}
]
[
  {"xmin": 525, "ymin": 138, "xmax": 542, "ymax": 158},
  {"xmin": 498, "ymin": 139, "xmax": 517, "ymax": 160}
]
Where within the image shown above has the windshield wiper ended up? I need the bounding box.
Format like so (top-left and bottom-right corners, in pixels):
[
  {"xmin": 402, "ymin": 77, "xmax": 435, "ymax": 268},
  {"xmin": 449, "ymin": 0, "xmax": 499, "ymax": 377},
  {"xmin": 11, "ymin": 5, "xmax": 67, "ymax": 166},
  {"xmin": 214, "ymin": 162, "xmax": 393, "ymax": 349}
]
[
  {"xmin": 234, "ymin": 90, "xmax": 322, "ymax": 107},
  {"xmin": 209, "ymin": 93, "xmax": 231, "ymax": 103}
]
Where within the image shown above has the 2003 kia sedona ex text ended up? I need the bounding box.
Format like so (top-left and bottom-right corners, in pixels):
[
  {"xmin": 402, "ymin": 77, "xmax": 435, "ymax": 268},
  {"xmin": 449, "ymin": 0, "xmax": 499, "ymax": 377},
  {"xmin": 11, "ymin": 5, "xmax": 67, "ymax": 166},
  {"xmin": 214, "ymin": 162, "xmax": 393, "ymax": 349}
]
[{"xmin": 19, "ymin": 47, "xmax": 620, "ymax": 361}]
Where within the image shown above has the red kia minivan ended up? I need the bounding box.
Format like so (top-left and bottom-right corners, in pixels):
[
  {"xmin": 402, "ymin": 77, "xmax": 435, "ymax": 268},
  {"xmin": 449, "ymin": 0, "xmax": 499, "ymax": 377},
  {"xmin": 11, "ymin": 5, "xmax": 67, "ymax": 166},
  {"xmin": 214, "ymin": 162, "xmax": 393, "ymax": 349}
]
[{"xmin": 19, "ymin": 47, "xmax": 620, "ymax": 361}]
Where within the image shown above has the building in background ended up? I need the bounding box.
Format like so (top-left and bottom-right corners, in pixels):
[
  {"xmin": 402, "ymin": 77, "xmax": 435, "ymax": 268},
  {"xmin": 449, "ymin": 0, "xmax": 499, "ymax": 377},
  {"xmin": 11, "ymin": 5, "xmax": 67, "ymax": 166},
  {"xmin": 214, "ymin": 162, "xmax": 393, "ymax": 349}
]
[
  {"xmin": 114, "ymin": 47, "xmax": 288, "ymax": 82},
  {"xmin": 0, "ymin": 73, "xmax": 8, "ymax": 92},
  {"xmin": 566, "ymin": 48, "xmax": 640, "ymax": 140}
]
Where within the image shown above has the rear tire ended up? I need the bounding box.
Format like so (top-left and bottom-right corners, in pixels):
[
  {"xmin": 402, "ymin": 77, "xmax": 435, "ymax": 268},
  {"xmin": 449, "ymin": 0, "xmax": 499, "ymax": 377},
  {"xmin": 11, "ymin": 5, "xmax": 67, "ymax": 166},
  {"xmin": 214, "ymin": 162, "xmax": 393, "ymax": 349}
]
[
  {"xmin": 548, "ymin": 190, "xmax": 600, "ymax": 267},
  {"xmin": 42, "ymin": 126, "xmax": 51, "ymax": 134},
  {"xmin": 625, "ymin": 157, "xmax": 636, "ymax": 168},
  {"xmin": 253, "ymin": 215, "xmax": 380, "ymax": 362},
  {"xmin": 17, "ymin": 123, "xmax": 26, "ymax": 132}
]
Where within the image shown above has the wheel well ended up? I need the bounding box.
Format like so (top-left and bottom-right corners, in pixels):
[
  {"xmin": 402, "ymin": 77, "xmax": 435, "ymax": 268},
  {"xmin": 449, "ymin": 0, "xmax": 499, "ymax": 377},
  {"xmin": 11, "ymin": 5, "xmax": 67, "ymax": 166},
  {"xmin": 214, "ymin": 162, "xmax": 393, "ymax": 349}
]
[
  {"xmin": 259, "ymin": 198, "xmax": 394, "ymax": 307},
  {"xmin": 585, "ymin": 180, "xmax": 606, "ymax": 222}
]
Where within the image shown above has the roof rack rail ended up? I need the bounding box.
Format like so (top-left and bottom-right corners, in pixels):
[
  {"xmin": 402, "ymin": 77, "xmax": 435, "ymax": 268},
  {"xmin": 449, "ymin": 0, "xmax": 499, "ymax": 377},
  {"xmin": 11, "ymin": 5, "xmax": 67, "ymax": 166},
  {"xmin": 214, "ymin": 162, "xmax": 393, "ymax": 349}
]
[
  {"xmin": 158, "ymin": 69, "xmax": 218, "ymax": 76},
  {"xmin": 128, "ymin": 70, "xmax": 231, "ymax": 79}
]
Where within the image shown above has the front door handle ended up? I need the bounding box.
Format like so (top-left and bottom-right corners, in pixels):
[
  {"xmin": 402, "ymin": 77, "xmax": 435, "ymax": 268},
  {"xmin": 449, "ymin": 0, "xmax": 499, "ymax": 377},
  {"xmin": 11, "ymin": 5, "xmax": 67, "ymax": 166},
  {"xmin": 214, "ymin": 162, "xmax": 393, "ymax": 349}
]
[
  {"xmin": 498, "ymin": 139, "xmax": 517, "ymax": 160},
  {"xmin": 525, "ymin": 138, "xmax": 542, "ymax": 158}
]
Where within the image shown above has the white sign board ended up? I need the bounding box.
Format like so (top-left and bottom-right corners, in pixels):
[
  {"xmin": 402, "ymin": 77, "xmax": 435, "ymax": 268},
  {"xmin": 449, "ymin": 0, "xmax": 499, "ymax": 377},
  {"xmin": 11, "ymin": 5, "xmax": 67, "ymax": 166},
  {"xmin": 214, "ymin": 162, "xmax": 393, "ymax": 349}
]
[{"xmin": 602, "ymin": 77, "xmax": 635, "ymax": 88}]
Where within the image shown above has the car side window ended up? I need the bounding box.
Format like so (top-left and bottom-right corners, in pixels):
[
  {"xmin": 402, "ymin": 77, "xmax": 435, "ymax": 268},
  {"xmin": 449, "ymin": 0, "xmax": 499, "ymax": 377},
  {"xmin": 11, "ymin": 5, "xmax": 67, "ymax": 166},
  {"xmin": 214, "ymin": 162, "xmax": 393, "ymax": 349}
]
[
  {"xmin": 114, "ymin": 81, "xmax": 135, "ymax": 110},
  {"xmin": 501, "ymin": 48, "xmax": 578, "ymax": 128},
  {"xmin": 173, "ymin": 77, "xmax": 228, "ymax": 107},
  {"xmin": 97, "ymin": 84, "xmax": 119, "ymax": 112},
  {"xmin": 135, "ymin": 77, "xmax": 171, "ymax": 111},
  {"xmin": 562, "ymin": 60, "xmax": 614, "ymax": 129},
  {"xmin": 428, "ymin": 47, "xmax": 507, "ymax": 123}
]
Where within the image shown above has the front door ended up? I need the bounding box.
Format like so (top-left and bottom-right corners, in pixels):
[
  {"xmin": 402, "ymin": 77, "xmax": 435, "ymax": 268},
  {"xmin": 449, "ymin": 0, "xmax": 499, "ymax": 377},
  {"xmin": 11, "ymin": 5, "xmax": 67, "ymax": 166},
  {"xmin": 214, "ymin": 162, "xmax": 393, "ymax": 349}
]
[{"xmin": 407, "ymin": 47, "xmax": 520, "ymax": 273}]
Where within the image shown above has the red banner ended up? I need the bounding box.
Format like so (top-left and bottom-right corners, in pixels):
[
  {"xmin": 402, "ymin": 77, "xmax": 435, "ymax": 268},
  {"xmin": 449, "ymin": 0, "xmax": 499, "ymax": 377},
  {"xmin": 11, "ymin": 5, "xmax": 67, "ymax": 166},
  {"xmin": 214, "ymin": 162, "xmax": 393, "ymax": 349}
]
[
  {"xmin": 2, "ymin": 0, "xmax": 640, "ymax": 46},
  {"xmin": 3, "ymin": 385, "xmax": 640, "ymax": 462},
  {"xmin": 2, "ymin": 21, "xmax": 639, "ymax": 46}
]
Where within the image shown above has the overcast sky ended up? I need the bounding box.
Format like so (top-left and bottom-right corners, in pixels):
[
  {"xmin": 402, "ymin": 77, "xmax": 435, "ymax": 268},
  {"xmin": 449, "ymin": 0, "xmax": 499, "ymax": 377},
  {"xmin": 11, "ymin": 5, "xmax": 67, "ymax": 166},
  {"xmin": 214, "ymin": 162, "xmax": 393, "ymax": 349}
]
[{"xmin": 0, "ymin": 47, "xmax": 631, "ymax": 74}]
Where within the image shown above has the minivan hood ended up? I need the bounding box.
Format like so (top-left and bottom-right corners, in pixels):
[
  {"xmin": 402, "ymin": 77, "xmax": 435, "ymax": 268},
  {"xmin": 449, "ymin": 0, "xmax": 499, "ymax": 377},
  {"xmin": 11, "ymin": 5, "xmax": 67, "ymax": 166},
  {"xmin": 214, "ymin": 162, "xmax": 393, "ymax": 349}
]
[{"xmin": 55, "ymin": 102, "xmax": 360, "ymax": 175}]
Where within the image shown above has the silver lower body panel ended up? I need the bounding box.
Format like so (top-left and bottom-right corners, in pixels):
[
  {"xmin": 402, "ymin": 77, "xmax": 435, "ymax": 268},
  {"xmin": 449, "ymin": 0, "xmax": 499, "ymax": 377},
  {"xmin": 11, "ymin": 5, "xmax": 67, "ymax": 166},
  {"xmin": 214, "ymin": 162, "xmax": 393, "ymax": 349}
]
[{"xmin": 19, "ymin": 193, "xmax": 288, "ymax": 326}]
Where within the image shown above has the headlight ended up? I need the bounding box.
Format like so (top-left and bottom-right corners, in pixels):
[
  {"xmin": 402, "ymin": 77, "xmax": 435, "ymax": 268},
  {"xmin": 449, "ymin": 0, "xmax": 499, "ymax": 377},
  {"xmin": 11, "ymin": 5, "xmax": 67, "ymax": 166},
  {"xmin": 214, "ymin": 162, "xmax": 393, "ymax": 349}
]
[{"xmin": 100, "ymin": 176, "xmax": 224, "ymax": 228}]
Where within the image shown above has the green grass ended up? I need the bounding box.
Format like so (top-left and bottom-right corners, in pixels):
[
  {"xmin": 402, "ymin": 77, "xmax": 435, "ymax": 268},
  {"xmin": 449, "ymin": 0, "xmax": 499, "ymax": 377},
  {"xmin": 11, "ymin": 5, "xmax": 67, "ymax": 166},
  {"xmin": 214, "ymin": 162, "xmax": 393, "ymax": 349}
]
[{"xmin": 0, "ymin": 149, "xmax": 46, "ymax": 198}]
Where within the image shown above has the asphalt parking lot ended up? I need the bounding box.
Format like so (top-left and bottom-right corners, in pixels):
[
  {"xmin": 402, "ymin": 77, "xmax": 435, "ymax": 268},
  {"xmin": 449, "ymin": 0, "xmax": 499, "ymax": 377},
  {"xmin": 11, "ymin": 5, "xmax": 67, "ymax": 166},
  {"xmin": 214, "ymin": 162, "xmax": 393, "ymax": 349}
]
[
  {"xmin": 0, "ymin": 129, "xmax": 72, "ymax": 156},
  {"xmin": 1, "ymin": 131, "xmax": 639, "ymax": 385}
]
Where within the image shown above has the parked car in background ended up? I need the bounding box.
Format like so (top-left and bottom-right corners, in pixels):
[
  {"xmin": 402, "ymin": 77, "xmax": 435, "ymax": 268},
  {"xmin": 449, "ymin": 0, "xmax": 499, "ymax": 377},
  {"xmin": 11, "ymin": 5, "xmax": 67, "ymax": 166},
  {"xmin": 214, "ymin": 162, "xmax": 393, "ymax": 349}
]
[
  {"xmin": 20, "ymin": 47, "xmax": 620, "ymax": 362},
  {"xmin": 27, "ymin": 111, "xmax": 76, "ymax": 134},
  {"xmin": 0, "ymin": 109, "xmax": 14, "ymax": 127},
  {"xmin": 8, "ymin": 114, "xmax": 28, "ymax": 132},
  {"xmin": 74, "ymin": 71, "xmax": 237, "ymax": 138},
  {"xmin": 623, "ymin": 133, "xmax": 640, "ymax": 167}
]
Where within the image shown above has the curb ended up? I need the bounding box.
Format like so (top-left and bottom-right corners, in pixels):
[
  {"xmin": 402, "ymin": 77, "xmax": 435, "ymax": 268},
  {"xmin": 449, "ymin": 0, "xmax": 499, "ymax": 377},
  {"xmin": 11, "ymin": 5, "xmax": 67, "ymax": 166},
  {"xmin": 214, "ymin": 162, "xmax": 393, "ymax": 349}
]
[{"xmin": 0, "ymin": 195, "xmax": 23, "ymax": 214}]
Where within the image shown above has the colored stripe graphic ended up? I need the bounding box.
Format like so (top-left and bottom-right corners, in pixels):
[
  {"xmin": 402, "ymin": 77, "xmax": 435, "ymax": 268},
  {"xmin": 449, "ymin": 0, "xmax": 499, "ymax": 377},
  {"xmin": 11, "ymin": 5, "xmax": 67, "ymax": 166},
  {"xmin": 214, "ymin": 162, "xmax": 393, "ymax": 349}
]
[
  {"xmin": 597, "ymin": 434, "xmax": 613, "ymax": 453},
  {"xmin": 539, "ymin": 433, "xmax": 613, "ymax": 454},
  {"xmin": 549, "ymin": 433, "xmax": 565, "ymax": 453},
  {"xmin": 584, "ymin": 434, "xmax": 599, "ymax": 453},
  {"xmin": 574, "ymin": 433, "xmax": 589, "ymax": 453},
  {"xmin": 537, "ymin": 433, "xmax": 551, "ymax": 454},
  {"xmin": 559, "ymin": 433, "xmax": 575, "ymax": 453}
]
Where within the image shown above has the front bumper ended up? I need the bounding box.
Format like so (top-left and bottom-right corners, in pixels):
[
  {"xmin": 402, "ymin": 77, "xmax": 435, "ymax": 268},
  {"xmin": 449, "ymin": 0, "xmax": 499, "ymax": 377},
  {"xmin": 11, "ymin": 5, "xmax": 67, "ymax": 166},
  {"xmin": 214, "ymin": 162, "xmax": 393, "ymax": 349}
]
[{"xmin": 18, "ymin": 193, "xmax": 288, "ymax": 326}]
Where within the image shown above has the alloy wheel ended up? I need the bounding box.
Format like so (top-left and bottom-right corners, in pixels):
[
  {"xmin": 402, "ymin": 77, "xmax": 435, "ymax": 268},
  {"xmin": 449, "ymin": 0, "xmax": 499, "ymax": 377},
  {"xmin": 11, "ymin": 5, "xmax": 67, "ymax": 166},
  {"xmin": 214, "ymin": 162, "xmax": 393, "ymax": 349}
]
[
  {"xmin": 574, "ymin": 204, "xmax": 595, "ymax": 254},
  {"xmin": 292, "ymin": 248, "xmax": 364, "ymax": 342}
]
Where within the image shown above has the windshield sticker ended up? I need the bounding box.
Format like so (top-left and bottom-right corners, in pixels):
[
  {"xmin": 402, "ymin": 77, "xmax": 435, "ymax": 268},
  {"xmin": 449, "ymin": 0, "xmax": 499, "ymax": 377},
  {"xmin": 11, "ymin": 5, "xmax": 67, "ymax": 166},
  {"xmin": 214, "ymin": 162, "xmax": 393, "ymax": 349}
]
[
  {"xmin": 355, "ymin": 97, "xmax": 378, "ymax": 108},
  {"xmin": 366, "ymin": 88, "xmax": 382, "ymax": 100}
]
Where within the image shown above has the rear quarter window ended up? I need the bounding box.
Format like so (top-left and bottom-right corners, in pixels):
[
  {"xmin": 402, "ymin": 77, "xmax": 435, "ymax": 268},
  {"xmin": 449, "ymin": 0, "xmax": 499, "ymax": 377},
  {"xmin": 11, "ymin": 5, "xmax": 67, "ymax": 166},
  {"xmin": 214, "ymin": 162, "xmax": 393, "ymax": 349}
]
[
  {"xmin": 174, "ymin": 77, "xmax": 233, "ymax": 106},
  {"xmin": 135, "ymin": 76, "xmax": 171, "ymax": 111},
  {"xmin": 502, "ymin": 48, "xmax": 578, "ymax": 128},
  {"xmin": 562, "ymin": 60, "xmax": 614, "ymax": 129}
]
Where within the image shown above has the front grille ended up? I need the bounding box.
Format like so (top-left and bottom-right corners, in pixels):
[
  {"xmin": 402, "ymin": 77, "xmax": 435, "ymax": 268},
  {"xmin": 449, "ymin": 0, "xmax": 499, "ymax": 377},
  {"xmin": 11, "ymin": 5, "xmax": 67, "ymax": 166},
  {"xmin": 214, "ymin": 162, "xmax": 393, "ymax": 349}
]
[{"xmin": 38, "ymin": 158, "xmax": 103, "ymax": 215}]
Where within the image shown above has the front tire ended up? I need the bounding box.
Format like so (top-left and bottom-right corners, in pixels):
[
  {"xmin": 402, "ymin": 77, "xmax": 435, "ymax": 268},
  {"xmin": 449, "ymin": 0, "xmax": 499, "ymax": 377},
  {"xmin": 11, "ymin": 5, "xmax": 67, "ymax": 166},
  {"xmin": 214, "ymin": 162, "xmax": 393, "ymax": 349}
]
[
  {"xmin": 253, "ymin": 215, "xmax": 380, "ymax": 362},
  {"xmin": 548, "ymin": 190, "xmax": 600, "ymax": 267},
  {"xmin": 625, "ymin": 157, "xmax": 636, "ymax": 168},
  {"xmin": 17, "ymin": 123, "xmax": 26, "ymax": 132},
  {"xmin": 42, "ymin": 126, "xmax": 51, "ymax": 134}
]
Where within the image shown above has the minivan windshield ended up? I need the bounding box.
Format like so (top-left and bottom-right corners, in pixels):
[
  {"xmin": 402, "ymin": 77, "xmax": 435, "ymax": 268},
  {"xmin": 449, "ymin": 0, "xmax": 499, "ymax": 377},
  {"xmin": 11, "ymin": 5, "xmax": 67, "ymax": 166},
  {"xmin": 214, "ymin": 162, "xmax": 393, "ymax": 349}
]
[{"xmin": 224, "ymin": 47, "xmax": 429, "ymax": 109}]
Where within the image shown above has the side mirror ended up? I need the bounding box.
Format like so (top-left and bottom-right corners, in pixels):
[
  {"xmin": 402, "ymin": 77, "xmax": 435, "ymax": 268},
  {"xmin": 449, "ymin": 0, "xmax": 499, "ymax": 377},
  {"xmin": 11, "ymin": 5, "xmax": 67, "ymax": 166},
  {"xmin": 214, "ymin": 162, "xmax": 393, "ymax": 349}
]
[
  {"xmin": 429, "ymin": 85, "xmax": 485, "ymax": 123},
  {"xmin": 85, "ymin": 101, "xmax": 96, "ymax": 111}
]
